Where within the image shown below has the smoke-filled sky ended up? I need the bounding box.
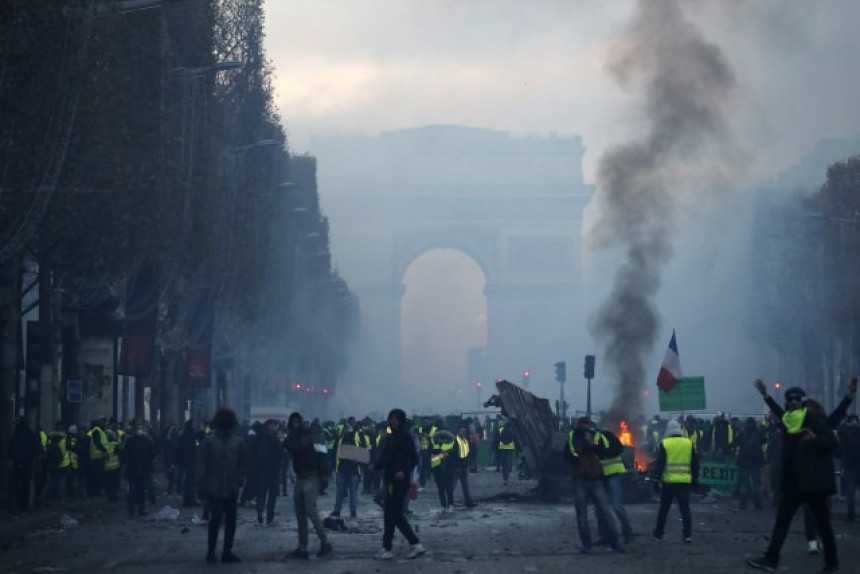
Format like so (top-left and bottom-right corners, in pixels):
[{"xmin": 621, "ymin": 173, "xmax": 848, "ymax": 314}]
[
  {"xmin": 263, "ymin": 0, "xmax": 860, "ymax": 414},
  {"xmin": 265, "ymin": 0, "xmax": 860, "ymax": 182}
]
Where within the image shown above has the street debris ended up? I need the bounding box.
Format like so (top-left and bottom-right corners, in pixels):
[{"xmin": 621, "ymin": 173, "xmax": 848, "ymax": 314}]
[
  {"xmin": 148, "ymin": 506, "xmax": 180, "ymax": 520},
  {"xmin": 58, "ymin": 515, "xmax": 78, "ymax": 528}
]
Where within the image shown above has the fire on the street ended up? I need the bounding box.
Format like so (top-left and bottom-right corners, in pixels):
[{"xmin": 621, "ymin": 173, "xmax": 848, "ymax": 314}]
[{"xmin": 618, "ymin": 420, "xmax": 649, "ymax": 472}]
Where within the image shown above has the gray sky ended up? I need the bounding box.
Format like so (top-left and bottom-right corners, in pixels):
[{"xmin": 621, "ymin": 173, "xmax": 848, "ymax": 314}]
[{"xmin": 264, "ymin": 0, "xmax": 860, "ymax": 182}]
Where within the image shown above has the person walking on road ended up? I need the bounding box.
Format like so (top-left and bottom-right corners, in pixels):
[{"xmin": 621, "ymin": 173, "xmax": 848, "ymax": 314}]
[
  {"xmin": 255, "ymin": 420, "xmax": 282, "ymax": 525},
  {"xmin": 196, "ymin": 408, "xmax": 245, "ymax": 564},
  {"xmin": 652, "ymin": 419, "xmax": 698, "ymax": 543},
  {"xmin": 283, "ymin": 412, "xmax": 333, "ymax": 560},
  {"xmin": 747, "ymin": 379, "xmax": 840, "ymax": 574},
  {"xmin": 372, "ymin": 408, "xmax": 425, "ymax": 560}
]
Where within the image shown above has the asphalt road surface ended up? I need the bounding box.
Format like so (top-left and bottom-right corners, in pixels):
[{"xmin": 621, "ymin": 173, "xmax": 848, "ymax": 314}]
[{"xmin": 1, "ymin": 470, "xmax": 857, "ymax": 573}]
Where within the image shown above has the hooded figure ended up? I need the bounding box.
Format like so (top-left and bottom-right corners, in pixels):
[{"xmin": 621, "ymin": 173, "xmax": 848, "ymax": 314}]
[
  {"xmin": 747, "ymin": 380, "xmax": 840, "ymax": 573},
  {"xmin": 196, "ymin": 408, "xmax": 245, "ymax": 564},
  {"xmin": 372, "ymin": 408, "xmax": 425, "ymax": 560},
  {"xmin": 652, "ymin": 418, "xmax": 698, "ymax": 543}
]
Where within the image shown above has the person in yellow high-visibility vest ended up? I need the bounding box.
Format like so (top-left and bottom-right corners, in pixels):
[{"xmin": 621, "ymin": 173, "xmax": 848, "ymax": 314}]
[
  {"xmin": 45, "ymin": 422, "xmax": 70, "ymax": 506},
  {"xmin": 87, "ymin": 417, "xmax": 109, "ymax": 497},
  {"xmin": 104, "ymin": 430, "xmax": 123, "ymax": 502},
  {"xmin": 429, "ymin": 431, "xmax": 455, "ymax": 511},
  {"xmin": 453, "ymin": 425, "xmax": 476, "ymax": 508},
  {"xmin": 496, "ymin": 419, "xmax": 516, "ymax": 486},
  {"xmin": 593, "ymin": 428, "xmax": 634, "ymax": 544},
  {"xmin": 651, "ymin": 420, "xmax": 698, "ymax": 543}
]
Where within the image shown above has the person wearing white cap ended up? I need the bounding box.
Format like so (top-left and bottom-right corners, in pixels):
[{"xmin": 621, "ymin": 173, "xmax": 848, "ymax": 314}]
[{"xmin": 651, "ymin": 419, "xmax": 698, "ymax": 543}]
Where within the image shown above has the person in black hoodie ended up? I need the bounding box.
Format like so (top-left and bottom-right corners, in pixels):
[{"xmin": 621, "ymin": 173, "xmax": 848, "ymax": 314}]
[
  {"xmin": 371, "ymin": 408, "xmax": 425, "ymax": 560},
  {"xmin": 196, "ymin": 408, "xmax": 245, "ymax": 564},
  {"xmin": 732, "ymin": 417, "xmax": 766, "ymax": 510},
  {"xmin": 122, "ymin": 423, "xmax": 156, "ymax": 516},
  {"xmin": 255, "ymin": 420, "xmax": 282, "ymax": 525},
  {"xmin": 747, "ymin": 380, "xmax": 840, "ymax": 574},
  {"xmin": 283, "ymin": 412, "xmax": 332, "ymax": 559},
  {"xmin": 6, "ymin": 417, "xmax": 40, "ymax": 514}
]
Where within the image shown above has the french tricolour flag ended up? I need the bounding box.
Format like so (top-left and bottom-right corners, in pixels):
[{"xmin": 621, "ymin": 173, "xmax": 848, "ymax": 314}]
[{"xmin": 656, "ymin": 330, "xmax": 683, "ymax": 393}]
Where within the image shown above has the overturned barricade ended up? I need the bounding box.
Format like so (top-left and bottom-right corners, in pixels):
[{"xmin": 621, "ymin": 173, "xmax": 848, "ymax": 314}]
[{"xmin": 485, "ymin": 380, "xmax": 653, "ymax": 503}]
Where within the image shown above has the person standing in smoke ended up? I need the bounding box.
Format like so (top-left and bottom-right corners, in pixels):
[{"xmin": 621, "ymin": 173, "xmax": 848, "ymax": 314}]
[
  {"xmin": 651, "ymin": 419, "xmax": 697, "ymax": 543},
  {"xmin": 196, "ymin": 408, "xmax": 245, "ymax": 564},
  {"xmin": 747, "ymin": 380, "xmax": 839, "ymax": 574},
  {"xmin": 566, "ymin": 417, "xmax": 622, "ymax": 554},
  {"xmin": 283, "ymin": 412, "xmax": 332, "ymax": 559},
  {"xmin": 371, "ymin": 408, "xmax": 425, "ymax": 560},
  {"xmin": 255, "ymin": 419, "xmax": 282, "ymax": 525}
]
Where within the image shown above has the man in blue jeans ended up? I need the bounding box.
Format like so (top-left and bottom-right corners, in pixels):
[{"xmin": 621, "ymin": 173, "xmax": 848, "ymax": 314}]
[
  {"xmin": 330, "ymin": 417, "xmax": 368, "ymax": 518},
  {"xmin": 566, "ymin": 417, "xmax": 623, "ymax": 553}
]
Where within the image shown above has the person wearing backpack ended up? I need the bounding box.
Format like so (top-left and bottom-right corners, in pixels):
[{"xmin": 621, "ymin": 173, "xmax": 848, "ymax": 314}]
[
  {"xmin": 593, "ymin": 425, "xmax": 634, "ymax": 544},
  {"xmin": 497, "ymin": 419, "xmax": 516, "ymax": 486},
  {"xmin": 45, "ymin": 422, "xmax": 70, "ymax": 506}
]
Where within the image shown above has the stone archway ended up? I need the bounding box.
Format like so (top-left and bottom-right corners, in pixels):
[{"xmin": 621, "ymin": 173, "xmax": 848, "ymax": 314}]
[{"xmin": 312, "ymin": 125, "xmax": 593, "ymax": 410}]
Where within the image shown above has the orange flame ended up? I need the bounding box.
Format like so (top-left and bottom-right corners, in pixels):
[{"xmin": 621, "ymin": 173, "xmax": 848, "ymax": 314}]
[
  {"xmin": 618, "ymin": 420, "xmax": 634, "ymax": 447},
  {"xmin": 618, "ymin": 420, "xmax": 649, "ymax": 472}
]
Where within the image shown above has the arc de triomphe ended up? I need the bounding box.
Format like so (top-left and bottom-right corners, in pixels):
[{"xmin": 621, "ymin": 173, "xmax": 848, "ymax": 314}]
[{"xmin": 311, "ymin": 125, "xmax": 593, "ymax": 408}]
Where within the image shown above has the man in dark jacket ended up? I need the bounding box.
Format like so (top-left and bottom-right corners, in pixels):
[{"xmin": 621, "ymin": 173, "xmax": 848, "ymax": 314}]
[
  {"xmin": 839, "ymin": 414, "xmax": 860, "ymax": 522},
  {"xmin": 255, "ymin": 420, "xmax": 282, "ymax": 525},
  {"xmin": 565, "ymin": 417, "xmax": 622, "ymax": 553},
  {"xmin": 372, "ymin": 408, "xmax": 425, "ymax": 560},
  {"xmin": 6, "ymin": 417, "xmax": 40, "ymax": 514},
  {"xmin": 122, "ymin": 423, "xmax": 156, "ymax": 516},
  {"xmin": 196, "ymin": 408, "xmax": 245, "ymax": 564},
  {"xmin": 747, "ymin": 380, "xmax": 840, "ymax": 573},
  {"xmin": 733, "ymin": 417, "xmax": 765, "ymax": 510},
  {"xmin": 453, "ymin": 424, "xmax": 476, "ymax": 508},
  {"xmin": 284, "ymin": 412, "xmax": 332, "ymax": 559}
]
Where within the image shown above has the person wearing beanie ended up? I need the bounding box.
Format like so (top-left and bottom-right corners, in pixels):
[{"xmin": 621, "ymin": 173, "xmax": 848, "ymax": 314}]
[
  {"xmin": 652, "ymin": 418, "xmax": 698, "ymax": 543},
  {"xmin": 747, "ymin": 379, "xmax": 841, "ymax": 574}
]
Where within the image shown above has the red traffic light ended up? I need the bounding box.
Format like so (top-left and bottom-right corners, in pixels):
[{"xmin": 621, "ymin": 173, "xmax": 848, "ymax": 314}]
[
  {"xmin": 523, "ymin": 370, "xmax": 530, "ymax": 378},
  {"xmin": 774, "ymin": 381, "xmax": 782, "ymax": 390},
  {"xmin": 322, "ymin": 387, "xmax": 330, "ymax": 394},
  {"xmin": 476, "ymin": 381, "xmax": 483, "ymax": 388},
  {"xmin": 294, "ymin": 382, "xmax": 302, "ymax": 390}
]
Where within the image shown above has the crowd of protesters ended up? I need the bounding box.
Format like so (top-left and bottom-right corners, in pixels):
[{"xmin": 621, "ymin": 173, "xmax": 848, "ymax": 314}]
[{"xmin": 5, "ymin": 380, "xmax": 859, "ymax": 569}]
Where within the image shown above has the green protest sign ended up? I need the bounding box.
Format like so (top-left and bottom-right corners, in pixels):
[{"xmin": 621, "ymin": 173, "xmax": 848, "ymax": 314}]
[
  {"xmin": 698, "ymin": 460, "xmax": 738, "ymax": 496},
  {"xmin": 658, "ymin": 376, "xmax": 706, "ymax": 412}
]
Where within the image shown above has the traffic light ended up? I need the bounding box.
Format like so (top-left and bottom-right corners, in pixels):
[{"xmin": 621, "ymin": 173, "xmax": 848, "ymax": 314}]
[
  {"xmin": 584, "ymin": 355, "xmax": 595, "ymax": 379},
  {"xmin": 774, "ymin": 381, "xmax": 781, "ymax": 391},
  {"xmin": 554, "ymin": 361, "xmax": 566, "ymax": 383},
  {"xmin": 522, "ymin": 370, "xmax": 531, "ymax": 388}
]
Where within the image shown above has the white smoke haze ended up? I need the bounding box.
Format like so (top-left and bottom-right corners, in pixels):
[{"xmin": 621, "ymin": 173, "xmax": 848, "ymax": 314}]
[{"xmin": 262, "ymin": 1, "xmax": 860, "ymax": 417}]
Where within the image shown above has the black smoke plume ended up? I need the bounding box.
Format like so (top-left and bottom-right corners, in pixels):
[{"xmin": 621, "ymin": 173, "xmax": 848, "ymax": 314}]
[{"xmin": 589, "ymin": 0, "xmax": 736, "ymax": 424}]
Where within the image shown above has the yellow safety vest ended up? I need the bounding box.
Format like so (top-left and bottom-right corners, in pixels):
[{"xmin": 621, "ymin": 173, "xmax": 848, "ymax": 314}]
[
  {"xmin": 67, "ymin": 436, "xmax": 79, "ymax": 469},
  {"xmin": 89, "ymin": 427, "xmax": 108, "ymax": 460},
  {"xmin": 420, "ymin": 426, "xmax": 437, "ymax": 450},
  {"xmin": 456, "ymin": 436, "xmax": 470, "ymax": 459},
  {"xmin": 431, "ymin": 441, "xmax": 454, "ymax": 468},
  {"xmin": 498, "ymin": 426, "xmax": 516, "ymax": 450},
  {"xmin": 661, "ymin": 436, "xmax": 693, "ymax": 484},
  {"xmin": 595, "ymin": 432, "xmax": 625, "ymax": 476},
  {"xmin": 105, "ymin": 441, "xmax": 121, "ymax": 471},
  {"xmin": 40, "ymin": 430, "xmax": 48, "ymax": 450}
]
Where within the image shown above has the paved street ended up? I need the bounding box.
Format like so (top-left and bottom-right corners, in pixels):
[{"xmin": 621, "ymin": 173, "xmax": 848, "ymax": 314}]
[{"xmin": 1, "ymin": 471, "xmax": 857, "ymax": 573}]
